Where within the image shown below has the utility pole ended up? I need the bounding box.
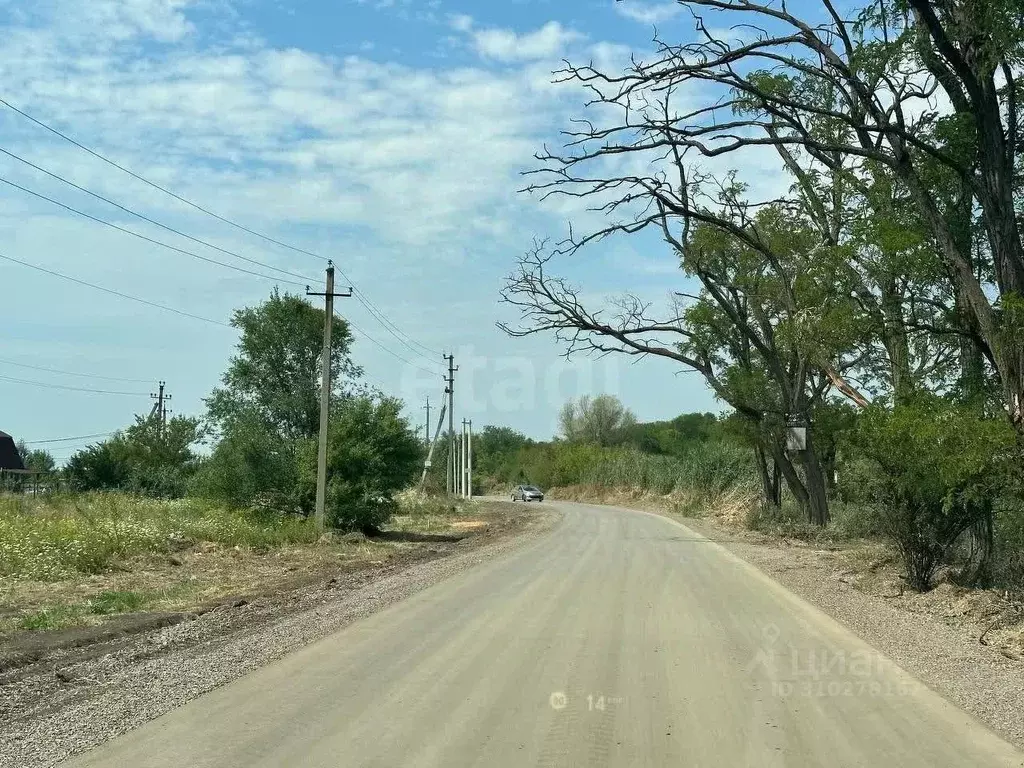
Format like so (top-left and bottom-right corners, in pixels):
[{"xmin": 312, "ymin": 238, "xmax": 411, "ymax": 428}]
[
  {"xmin": 443, "ymin": 353, "xmax": 457, "ymax": 497},
  {"xmin": 461, "ymin": 418, "xmax": 469, "ymax": 499},
  {"xmin": 306, "ymin": 262, "xmax": 352, "ymax": 531},
  {"xmin": 420, "ymin": 399, "xmax": 448, "ymax": 487},
  {"xmin": 467, "ymin": 419, "xmax": 473, "ymax": 499},
  {"xmin": 149, "ymin": 381, "xmax": 171, "ymax": 438},
  {"xmin": 423, "ymin": 396, "xmax": 431, "ymax": 448},
  {"xmin": 460, "ymin": 431, "xmax": 466, "ymax": 497}
]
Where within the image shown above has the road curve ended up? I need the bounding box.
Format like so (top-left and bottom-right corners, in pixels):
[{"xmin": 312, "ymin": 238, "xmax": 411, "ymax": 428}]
[{"xmin": 62, "ymin": 501, "xmax": 1023, "ymax": 767}]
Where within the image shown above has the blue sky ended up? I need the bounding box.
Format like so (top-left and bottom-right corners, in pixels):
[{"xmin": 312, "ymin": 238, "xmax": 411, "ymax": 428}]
[{"xmin": 0, "ymin": 0, "xmax": 787, "ymax": 458}]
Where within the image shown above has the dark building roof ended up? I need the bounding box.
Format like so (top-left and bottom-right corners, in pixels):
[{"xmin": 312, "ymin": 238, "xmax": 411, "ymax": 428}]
[{"xmin": 0, "ymin": 431, "xmax": 26, "ymax": 471}]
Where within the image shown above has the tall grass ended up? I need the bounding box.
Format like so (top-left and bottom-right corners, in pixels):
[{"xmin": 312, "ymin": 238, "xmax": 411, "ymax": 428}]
[
  {"xmin": 498, "ymin": 440, "xmax": 755, "ymax": 499},
  {"xmin": 577, "ymin": 443, "xmax": 754, "ymax": 497},
  {"xmin": 0, "ymin": 492, "xmax": 318, "ymax": 581}
]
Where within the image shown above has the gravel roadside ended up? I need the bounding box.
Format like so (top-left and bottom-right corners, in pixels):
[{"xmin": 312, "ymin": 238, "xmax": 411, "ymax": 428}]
[
  {"xmin": 679, "ymin": 514, "xmax": 1024, "ymax": 751},
  {"xmin": 0, "ymin": 506, "xmax": 559, "ymax": 768}
]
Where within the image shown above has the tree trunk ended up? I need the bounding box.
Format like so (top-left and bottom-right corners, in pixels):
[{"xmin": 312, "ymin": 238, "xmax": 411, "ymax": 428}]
[
  {"xmin": 879, "ymin": 276, "xmax": 914, "ymax": 404},
  {"xmin": 754, "ymin": 442, "xmax": 782, "ymax": 507},
  {"xmin": 769, "ymin": 427, "xmax": 831, "ymax": 526},
  {"xmin": 800, "ymin": 434, "xmax": 831, "ymax": 527},
  {"xmin": 821, "ymin": 445, "xmax": 837, "ymax": 498},
  {"xmin": 958, "ymin": 510, "xmax": 995, "ymax": 588},
  {"xmin": 768, "ymin": 440, "xmax": 809, "ymax": 513}
]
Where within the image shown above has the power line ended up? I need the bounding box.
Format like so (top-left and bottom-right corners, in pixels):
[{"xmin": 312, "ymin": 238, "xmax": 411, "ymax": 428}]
[
  {"xmin": 0, "ymin": 98, "xmax": 442, "ymax": 358},
  {"xmin": 0, "ymin": 175, "xmax": 307, "ymax": 286},
  {"xmin": 0, "ymin": 373, "xmax": 148, "ymax": 396},
  {"xmin": 0, "ymin": 357, "xmax": 152, "ymax": 384},
  {"xmin": 0, "ymin": 145, "xmax": 317, "ymax": 284},
  {"xmin": 24, "ymin": 431, "xmax": 115, "ymax": 444},
  {"xmin": 353, "ymin": 294, "xmax": 444, "ymax": 361},
  {"xmin": 0, "ymin": 251, "xmax": 232, "ymax": 327},
  {"xmin": 347, "ymin": 318, "xmax": 442, "ymax": 377},
  {"xmin": 0, "ymin": 97, "xmax": 328, "ymax": 263}
]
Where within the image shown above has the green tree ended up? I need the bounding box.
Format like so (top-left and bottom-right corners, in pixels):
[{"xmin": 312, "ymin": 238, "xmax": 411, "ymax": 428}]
[
  {"xmin": 64, "ymin": 415, "xmax": 203, "ymax": 497},
  {"xmin": 64, "ymin": 439, "xmax": 133, "ymax": 492},
  {"xmin": 558, "ymin": 395, "xmax": 637, "ymax": 447},
  {"xmin": 206, "ymin": 290, "xmax": 360, "ymax": 441},
  {"xmin": 15, "ymin": 441, "xmax": 55, "ymax": 473},
  {"xmin": 190, "ymin": 413, "xmax": 300, "ymax": 510},
  {"xmin": 472, "ymin": 426, "xmax": 533, "ymax": 478},
  {"xmin": 297, "ymin": 396, "xmax": 422, "ymax": 532}
]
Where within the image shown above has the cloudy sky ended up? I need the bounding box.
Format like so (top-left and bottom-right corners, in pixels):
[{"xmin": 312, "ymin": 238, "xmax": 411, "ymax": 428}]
[{"xmin": 0, "ymin": 0, "xmax": 785, "ymax": 457}]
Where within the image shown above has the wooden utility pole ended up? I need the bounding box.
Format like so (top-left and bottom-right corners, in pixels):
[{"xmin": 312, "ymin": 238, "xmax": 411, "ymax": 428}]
[
  {"xmin": 307, "ymin": 262, "xmax": 352, "ymax": 531},
  {"xmin": 443, "ymin": 353, "xmax": 457, "ymax": 497}
]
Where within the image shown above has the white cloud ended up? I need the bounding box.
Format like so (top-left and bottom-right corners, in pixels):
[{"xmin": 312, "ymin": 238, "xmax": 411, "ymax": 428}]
[
  {"xmin": 449, "ymin": 13, "xmax": 474, "ymax": 33},
  {"xmin": 467, "ymin": 21, "xmax": 583, "ymax": 62},
  {"xmin": 614, "ymin": 1, "xmax": 683, "ymax": 25},
  {"xmin": 0, "ymin": 0, "xmax": 732, "ymax": 442}
]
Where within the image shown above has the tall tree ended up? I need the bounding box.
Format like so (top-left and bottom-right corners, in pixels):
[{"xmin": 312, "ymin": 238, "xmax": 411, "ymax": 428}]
[
  {"xmin": 530, "ymin": 0, "xmax": 1024, "ymax": 429},
  {"xmin": 206, "ymin": 290, "xmax": 361, "ymax": 440},
  {"xmin": 503, "ymin": 205, "xmax": 862, "ymax": 524}
]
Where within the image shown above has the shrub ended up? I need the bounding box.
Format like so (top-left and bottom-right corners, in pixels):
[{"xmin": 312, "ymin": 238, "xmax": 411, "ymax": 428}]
[
  {"xmin": 994, "ymin": 494, "xmax": 1024, "ymax": 595},
  {"xmin": 853, "ymin": 397, "xmax": 1015, "ymax": 591},
  {"xmin": 190, "ymin": 414, "xmax": 300, "ymax": 510},
  {"xmin": 298, "ymin": 396, "xmax": 422, "ymax": 532},
  {"xmin": 827, "ymin": 501, "xmax": 883, "ymax": 539},
  {"xmin": 745, "ymin": 501, "xmax": 814, "ymax": 538}
]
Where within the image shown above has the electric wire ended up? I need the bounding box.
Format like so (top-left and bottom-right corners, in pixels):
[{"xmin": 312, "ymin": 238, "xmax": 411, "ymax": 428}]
[
  {"xmin": 0, "ymin": 252, "xmax": 232, "ymax": 327},
  {"xmin": 0, "ymin": 98, "xmax": 443, "ymax": 359},
  {"xmin": 0, "ymin": 145, "xmax": 317, "ymax": 284},
  {"xmin": 0, "ymin": 357, "xmax": 153, "ymax": 384},
  {"xmin": 0, "ymin": 175, "xmax": 307, "ymax": 286}
]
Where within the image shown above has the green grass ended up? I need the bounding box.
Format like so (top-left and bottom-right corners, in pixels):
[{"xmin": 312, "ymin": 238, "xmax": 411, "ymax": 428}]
[
  {"xmin": 17, "ymin": 605, "xmax": 85, "ymax": 631},
  {"xmin": 493, "ymin": 441, "xmax": 756, "ymax": 499},
  {"xmin": 387, "ymin": 490, "xmax": 467, "ymax": 533},
  {"xmin": 0, "ymin": 492, "xmax": 320, "ymax": 581},
  {"xmin": 578, "ymin": 443, "xmax": 754, "ymax": 497},
  {"xmin": 87, "ymin": 590, "xmax": 147, "ymax": 615},
  {"xmin": 13, "ymin": 587, "xmax": 189, "ymax": 631}
]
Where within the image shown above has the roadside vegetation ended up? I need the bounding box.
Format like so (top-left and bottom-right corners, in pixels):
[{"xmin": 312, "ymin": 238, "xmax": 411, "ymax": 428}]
[
  {"xmin": 0, "ymin": 293, "xmax": 471, "ymax": 636},
  {"xmin": 0, "ymin": 493, "xmax": 318, "ymax": 582},
  {"xmin": 494, "ymin": 0, "xmax": 1024, "ymax": 598}
]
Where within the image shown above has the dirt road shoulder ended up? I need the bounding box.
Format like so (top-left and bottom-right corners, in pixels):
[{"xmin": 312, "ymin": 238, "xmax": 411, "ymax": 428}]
[{"xmin": 1, "ymin": 502, "xmax": 558, "ymax": 768}]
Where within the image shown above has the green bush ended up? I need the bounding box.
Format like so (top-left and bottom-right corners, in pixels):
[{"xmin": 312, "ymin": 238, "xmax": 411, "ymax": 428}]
[
  {"xmin": 64, "ymin": 415, "xmax": 203, "ymax": 499},
  {"xmin": 745, "ymin": 501, "xmax": 816, "ymax": 538},
  {"xmin": 853, "ymin": 397, "xmax": 1015, "ymax": 591},
  {"xmin": 299, "ymin": 396, "xmax": 422, "ymax": 532},
  {"xmin": 994, "ymin": 495, "xmax": 1024, "ymax": 594},
  {"xmin": 474, "ymin": 437, "xmax": 754, "ymax": 499},
  {"xmin": 827, "ymin": 501, "xmax": 883, "ymax": 539},
  {"xmin": 190, "ymin": 414, "xmax": 301, "ymax": 510}
]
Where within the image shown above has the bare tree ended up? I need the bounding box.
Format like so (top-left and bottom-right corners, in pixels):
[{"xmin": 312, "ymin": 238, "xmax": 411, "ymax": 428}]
[{"xmin": 525, "ymin": 0, "xmax": 1024, "ymax": 426}]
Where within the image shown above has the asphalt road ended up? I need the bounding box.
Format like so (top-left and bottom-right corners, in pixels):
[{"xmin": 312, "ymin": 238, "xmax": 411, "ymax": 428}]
[{"xmin": 63, "ymin": 501, "xmax": 1023, "ymax": 767}]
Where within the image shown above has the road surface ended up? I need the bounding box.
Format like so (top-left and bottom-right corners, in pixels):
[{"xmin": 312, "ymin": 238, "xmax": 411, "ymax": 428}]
[{"xmin": 63, "ymin": 501, "xmax": 1023, "ymax": 767}]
